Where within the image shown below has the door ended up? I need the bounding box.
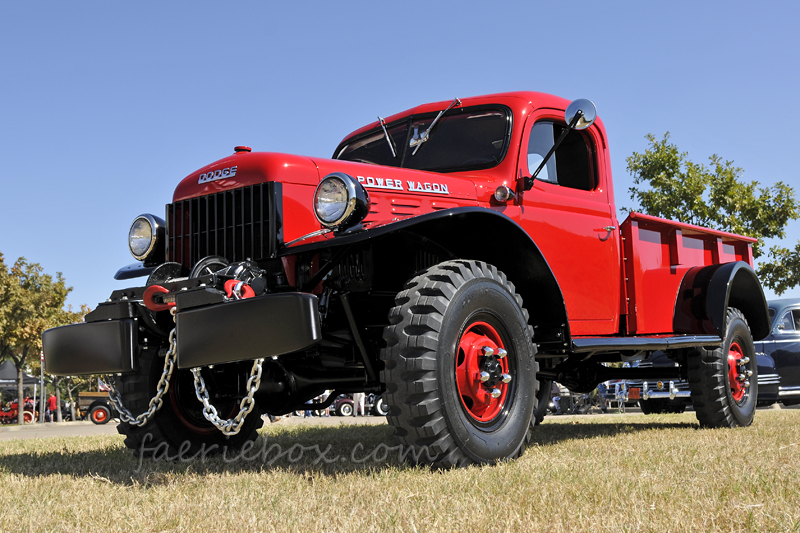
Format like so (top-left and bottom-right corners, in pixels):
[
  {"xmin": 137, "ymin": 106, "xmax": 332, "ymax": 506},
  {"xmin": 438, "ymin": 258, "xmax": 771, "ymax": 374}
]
[{"xmin": 517, "ymin": 113, "xmax": 620, "ymax": 335}]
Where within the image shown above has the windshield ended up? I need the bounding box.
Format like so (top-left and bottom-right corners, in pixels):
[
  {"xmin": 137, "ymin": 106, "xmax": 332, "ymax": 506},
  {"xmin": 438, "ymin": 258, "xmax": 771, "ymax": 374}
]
[{"xmin": 334, "ymin": 105, "xmax": 511, "ymax": 173}]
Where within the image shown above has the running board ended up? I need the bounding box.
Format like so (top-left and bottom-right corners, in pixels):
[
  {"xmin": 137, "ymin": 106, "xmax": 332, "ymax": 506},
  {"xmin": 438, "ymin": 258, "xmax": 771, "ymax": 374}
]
[{"xmin": 571, "ymin": 335, "xmax": 722, "ymax": 355}]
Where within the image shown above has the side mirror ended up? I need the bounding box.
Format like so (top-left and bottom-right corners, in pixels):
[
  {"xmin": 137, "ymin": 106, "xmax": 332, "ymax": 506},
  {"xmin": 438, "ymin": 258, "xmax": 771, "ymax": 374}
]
[
  {"xmin": 524, "ymin": 98, "xmax": 597, "ymax": 190},
  {"xmin": 565, "ymin": 99, "xmax": 597, "ymax": 130}
]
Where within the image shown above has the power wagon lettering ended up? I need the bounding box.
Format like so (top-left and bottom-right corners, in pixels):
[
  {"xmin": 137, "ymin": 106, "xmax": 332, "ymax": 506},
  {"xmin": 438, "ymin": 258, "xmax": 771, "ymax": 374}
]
[{"xmin": 356, "ymin": 175, "xmax": 449, "ymax": 195}]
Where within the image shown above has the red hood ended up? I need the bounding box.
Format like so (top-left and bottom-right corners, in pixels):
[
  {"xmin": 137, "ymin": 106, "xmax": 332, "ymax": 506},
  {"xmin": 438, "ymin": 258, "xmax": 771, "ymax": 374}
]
[
  {"xmin": 172, "ymin": 152, "xmax": 321, "ymax": 202},
  {"xmin": 173, "ymin": 151, "xmax": 478, "ymax": 203}
]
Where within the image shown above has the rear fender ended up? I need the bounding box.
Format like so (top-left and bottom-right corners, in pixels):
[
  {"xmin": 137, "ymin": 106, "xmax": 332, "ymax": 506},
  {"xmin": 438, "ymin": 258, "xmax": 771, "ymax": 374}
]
[
  {"xmin": 283, "ymin": 207, "xmax": 570, "ymax": 345},
  {"xmin": 673, "ymin": 261, "xmax": 769, "ymax": 341}
]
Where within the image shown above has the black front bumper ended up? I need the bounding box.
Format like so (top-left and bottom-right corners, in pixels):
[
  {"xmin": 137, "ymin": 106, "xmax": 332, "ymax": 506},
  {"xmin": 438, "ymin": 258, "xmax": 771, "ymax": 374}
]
[{"xmin": 43, "ymin": 292, "xmax": 322, "ymax": 376}]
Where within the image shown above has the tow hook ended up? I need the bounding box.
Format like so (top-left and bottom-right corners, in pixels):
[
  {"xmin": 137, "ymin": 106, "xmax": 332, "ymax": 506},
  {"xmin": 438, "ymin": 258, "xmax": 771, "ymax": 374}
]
[
  {"xmin": 143, "ymin": 285, "xmax": 176, "ymax": 312},
  {"xmin": 224, "ymin": 279, "xmax": 255, "ymax": 300}
]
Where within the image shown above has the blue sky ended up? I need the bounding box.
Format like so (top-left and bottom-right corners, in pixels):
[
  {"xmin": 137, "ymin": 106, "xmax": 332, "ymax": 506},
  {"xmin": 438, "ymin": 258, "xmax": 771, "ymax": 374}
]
[{"xmin": 1, "ymin": 1, "xmax": 798, "ymax": 310}]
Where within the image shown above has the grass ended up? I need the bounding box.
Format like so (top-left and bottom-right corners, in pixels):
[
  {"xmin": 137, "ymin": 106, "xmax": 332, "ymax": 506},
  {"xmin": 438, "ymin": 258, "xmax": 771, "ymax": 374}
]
[{"xmin": 1, "ymin": 410, "xmax": 799, "ymax": 532}]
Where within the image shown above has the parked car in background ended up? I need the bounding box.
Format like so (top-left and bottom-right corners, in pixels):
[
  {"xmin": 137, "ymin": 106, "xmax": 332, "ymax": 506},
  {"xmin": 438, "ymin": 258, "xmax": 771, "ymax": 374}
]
[
  {"xmin": 330, "ymin": 393, "xmax": 389, "ymax": 416},
  {"xmin": 755, "ymin": 299, "xmax": 800, "ymax": 407},
  {"xmin": 77, "ymin": 391, "xmax": 118, "ymax": 424},
  {"xmin": 616, "ymin": 299, "xmax": 800, "ymax": 413}
]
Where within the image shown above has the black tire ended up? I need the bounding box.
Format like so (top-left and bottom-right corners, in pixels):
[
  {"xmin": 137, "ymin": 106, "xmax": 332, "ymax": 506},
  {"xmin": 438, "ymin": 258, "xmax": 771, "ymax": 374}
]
[
  {"xmin": 688, "ymin": 308, "xmax": 758, "ymax": 428},
  {"xmin": 337, "ymin": 401, "xmax": 354, "ymax": 417},
  {"xmin": 89, "ymin": 404, "xmax": 112, "ymax": 425},
  {"xmin": 372, "ymin": 396, "xmax": 390, "ymax": 416},
  {"xmin": 116, "ymin": 346, "xmax": 263, "ymax": 458},
  {"xmin": 532, "ymin": 379, "xmax": 552, "ymax": 425},
  {"xmin": 381, "ymin": 260, "xmax": 538, "ymax": 467}
]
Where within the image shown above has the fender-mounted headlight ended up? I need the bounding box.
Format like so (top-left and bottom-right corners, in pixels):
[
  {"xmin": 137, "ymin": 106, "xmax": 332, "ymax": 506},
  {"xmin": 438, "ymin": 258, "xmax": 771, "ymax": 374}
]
[
  {"xmin": 313, "ymin": 173, "xmax": 370, "ymax": 231},
  {"xmin": 128, "ymin": 214, "xmax": 165, "ymax": 264}
]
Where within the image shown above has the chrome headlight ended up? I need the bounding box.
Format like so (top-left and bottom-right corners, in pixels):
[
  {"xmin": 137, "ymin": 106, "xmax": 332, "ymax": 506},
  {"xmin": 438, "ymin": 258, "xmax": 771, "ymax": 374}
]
[
  {"xmin": 313, "ymin": 173, "xmax": 369, "ymax": 230},
  {"xmin": 128, "ymin": 214, "xmax": 165, "ymax": 263}
]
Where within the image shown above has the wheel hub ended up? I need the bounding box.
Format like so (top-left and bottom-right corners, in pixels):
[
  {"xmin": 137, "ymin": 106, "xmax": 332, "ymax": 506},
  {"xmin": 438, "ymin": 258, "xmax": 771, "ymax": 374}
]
[
  {"xmin": 455, "ymin": 322, "xmax": 512, "ymax": 422},
  {"xmin": 727, "ymin": 341, "xmax": 750, "ymax": 402}
]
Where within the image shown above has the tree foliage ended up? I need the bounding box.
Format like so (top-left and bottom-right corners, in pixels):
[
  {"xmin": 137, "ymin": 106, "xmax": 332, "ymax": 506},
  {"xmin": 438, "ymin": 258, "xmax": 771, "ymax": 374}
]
[
  {"xmin": 758, "ymin": 242, "xmax": 800, "ymax": 296},
  {"xmin": 626, "ymin": 134, "xmax": 799, "ymax": 294},
  {"xmin": 0, "ymin": 253, "xmax": 88, "ymax": 422}
]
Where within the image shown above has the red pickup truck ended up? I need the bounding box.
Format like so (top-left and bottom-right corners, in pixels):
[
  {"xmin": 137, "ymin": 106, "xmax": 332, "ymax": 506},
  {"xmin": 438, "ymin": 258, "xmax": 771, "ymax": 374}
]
[{"xmin": 42, "ymin": 91, "xmax": 769, "ymax": 466}]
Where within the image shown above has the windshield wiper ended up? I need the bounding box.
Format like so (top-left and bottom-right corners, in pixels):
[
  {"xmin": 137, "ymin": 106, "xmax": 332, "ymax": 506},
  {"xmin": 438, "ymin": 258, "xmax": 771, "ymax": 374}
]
[
  {"xmin": 409, "ymin": 97, "xmax": 461, "ymax": 155},
  {"xmin": 377, "ymin": 116, "xmax": 397, "ymax": 158}
]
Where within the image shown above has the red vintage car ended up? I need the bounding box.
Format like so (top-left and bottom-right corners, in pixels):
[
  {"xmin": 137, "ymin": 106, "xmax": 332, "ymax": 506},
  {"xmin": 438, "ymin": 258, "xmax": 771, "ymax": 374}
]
[{"xmin": 0, "ymin": 398, "xmax": 38, "ymax": 424}]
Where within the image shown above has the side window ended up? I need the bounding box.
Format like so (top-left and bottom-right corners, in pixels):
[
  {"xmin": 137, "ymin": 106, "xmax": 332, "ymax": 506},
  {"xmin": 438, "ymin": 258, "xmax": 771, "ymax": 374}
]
[
  {"xmin": 527, "ymin": 121, "xmax": 595, "ymax": 191},
  {"xmin": 779, "ymin": 311, "xmax": 795, "ymax": 332}
]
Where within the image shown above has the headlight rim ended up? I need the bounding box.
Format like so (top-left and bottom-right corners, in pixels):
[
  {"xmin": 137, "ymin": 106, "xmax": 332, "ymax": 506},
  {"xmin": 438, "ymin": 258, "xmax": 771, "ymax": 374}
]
[
  {"xmin": 313, "ymin": 173, "xmax": 369, "ymax": 230},
  {"xmin": 128, "ymin": 213, "xmax": 164, "ymax": 262}
]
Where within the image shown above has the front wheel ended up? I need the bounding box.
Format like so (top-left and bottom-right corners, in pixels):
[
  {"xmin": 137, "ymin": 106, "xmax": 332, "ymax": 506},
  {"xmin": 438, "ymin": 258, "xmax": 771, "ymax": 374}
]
[
  {"xmin": 116, "ymin": 345, "xmax": 263, "ymax": 458},
  {"xmin": 688, "ymin": 308, "xmax": 757, "ymax": 427},
  {"xmin": 381, "ymin": 260, "xmax": 538, "ymax": 467}
]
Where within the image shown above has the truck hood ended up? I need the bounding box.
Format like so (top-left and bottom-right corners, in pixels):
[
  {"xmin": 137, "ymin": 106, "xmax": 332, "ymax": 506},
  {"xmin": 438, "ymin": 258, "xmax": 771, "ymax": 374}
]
[{"xmin": 173, "ymin": 151, "xmax": 478, "ymax": 203}]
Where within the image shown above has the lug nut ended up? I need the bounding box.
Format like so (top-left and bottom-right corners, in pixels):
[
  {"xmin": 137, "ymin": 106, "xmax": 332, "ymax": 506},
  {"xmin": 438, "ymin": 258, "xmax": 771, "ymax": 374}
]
[
  {"xmin": 496, "ymin": 348, "xmax": 507, "ymax": 359},
  {"xmin": 479, "ymin": 371, "xmax": 490, "ymax": 383},
  {"xmin": 740, "ymin": 357, "xmax": 750, "ymax": 364},
  {"xmin": 746, "ymin": 370, "xmax": 754, "ymax": 377},
  {"xmin": 490, "ymin": 388, "xmax": 501, "ymax": 399},
  {"xmin": 744, "ymin": 380, "xmax": 751, "ymax": 388},
  {"xmin": 481, "ymin": 346, "xmax": 494, "ymax": 356},
  {"xmin": 501, "ymin": 373, "xmax": 512, "ymax": 384}
]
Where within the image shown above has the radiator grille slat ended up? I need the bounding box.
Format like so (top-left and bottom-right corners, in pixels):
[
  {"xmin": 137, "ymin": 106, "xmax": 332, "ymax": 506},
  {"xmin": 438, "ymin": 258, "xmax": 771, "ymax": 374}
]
[{"xmin": 166, "ymin": 183, "xmax": 281, "ymax": 271}]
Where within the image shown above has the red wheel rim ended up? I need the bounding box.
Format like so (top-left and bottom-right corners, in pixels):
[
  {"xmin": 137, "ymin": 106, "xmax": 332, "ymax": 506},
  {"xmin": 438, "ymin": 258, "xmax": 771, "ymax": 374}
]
[
  {"xmin": 455, "ymin": 321, "xmax": 509, "ymax": 422},
  {"xmin": 93, "ymin": 409, "xmax": 108, "ymax": 423},
  {"xmin": 727, "ymin": 341, "xmax": 746, "ymax": 402}
]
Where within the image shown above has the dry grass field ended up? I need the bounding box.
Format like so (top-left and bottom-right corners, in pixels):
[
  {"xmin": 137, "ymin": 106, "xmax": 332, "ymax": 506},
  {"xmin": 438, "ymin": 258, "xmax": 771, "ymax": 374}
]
[{"xmin": 1, "ymin": 410, "xmax": 799, "ymax": 532}]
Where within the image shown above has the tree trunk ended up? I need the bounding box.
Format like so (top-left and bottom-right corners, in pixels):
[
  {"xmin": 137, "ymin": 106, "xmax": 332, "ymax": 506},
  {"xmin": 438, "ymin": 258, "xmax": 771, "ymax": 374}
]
[
  {"xmin": 16, "ymin": 363, "xmax": 24, "ymax": 425},
  {"xmin": 66, "ymin": 378, "xmax": 76, "ymax": 422}
]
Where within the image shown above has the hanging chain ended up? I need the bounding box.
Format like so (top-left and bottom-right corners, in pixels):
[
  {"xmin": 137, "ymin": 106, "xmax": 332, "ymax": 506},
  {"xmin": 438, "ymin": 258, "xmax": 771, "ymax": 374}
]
[
  {"xmin": 104, "ymin": 303, "xmax": 262, "ymax": 435},
  {"xmin": 191, "ymin": 358, "xmax": 264, "ymax": 436},
  {"xmin": 105, "ymin": 314, "xmax": 177, "ymax": 427}
]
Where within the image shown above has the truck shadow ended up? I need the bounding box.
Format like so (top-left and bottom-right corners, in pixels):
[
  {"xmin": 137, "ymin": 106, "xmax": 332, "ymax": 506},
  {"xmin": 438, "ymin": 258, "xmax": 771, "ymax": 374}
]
[{"xmin": 0, "ymin": 419, "xmax": 698, "ymax": 485}]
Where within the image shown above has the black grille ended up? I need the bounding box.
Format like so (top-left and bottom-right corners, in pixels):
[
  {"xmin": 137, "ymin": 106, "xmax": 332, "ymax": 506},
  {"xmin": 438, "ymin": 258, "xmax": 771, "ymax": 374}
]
[{"xmin": 166, "ymin": 182, "xmax": 283, "ymax": 271}]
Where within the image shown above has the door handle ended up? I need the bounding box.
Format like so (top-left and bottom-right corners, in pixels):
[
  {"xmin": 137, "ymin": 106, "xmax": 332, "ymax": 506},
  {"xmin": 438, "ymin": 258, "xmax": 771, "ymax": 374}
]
[{"xmin": 603, "ymin": 226, "xmax": 616, "ymax": 232}]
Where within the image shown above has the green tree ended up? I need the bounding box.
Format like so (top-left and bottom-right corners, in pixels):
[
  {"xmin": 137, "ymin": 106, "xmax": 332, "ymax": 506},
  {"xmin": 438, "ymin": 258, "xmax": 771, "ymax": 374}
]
[
  {"xmin": 626, "ymin": 133, "xmax": 799, "ymax": 293},
  {"xmin": 0, "ymin": 253, "xmax": 87, "ymax": 423}
]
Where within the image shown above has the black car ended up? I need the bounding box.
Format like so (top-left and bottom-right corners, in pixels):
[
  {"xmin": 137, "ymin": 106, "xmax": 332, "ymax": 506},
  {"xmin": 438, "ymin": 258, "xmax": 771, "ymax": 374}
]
[
  {"xmin": 755, "ymin": 299, "xmax": 800, "ymax": 407},
  {"xmin": 617, "ymin": 299, "xmax": 800, "ymax": 413}
]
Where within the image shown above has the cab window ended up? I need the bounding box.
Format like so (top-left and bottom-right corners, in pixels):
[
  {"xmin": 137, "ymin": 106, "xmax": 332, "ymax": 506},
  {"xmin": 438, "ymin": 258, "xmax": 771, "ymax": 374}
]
[{"xmin": 527, "ymin": 121, "xmax": 595, "ymax": 191}]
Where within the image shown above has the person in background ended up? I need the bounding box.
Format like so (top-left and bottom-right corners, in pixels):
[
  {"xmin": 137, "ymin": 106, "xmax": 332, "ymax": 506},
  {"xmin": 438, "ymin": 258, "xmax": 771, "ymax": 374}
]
[
  {"xmin": 317, "ymin": 390, "xmax": 331, "ymax": 417},
  {"xmin": 551, "ymin": 382, "xmax": 562, "ymax": 414},
  {"xmin": 596, "ymin": 382, "xmax": 609, "ymax": 413},
  {"xmin": 47, "ymin": 393, "xmax": 58, "ymax": 423},
  {"xmin": 352, "ymin": 392, "xmax": 365, "ymax": 417}
]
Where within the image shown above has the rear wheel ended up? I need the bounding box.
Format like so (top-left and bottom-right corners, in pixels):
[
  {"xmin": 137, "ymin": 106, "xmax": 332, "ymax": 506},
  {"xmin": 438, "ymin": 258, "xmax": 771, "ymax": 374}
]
[
  {"xmin": 688, "ymin": 308, "xmax": 757, "ymax": 427},
  {"xmin": 89, "ymin": 404, "xmax": 112, "ymax": 424},
  {"xmin": 372, "ymin": 396, "xmax": 390, "ymax": 416},
  {"xmin": 381, "ymin": 260, "xmax": 538, "ymax": 467},
  {"xmin": 116, "ymin": 345, "xmax": 263, "ymax": 458},
  {"xmin": 337, "ymin": 401, "xmax": 354, "ymax": 417}
]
